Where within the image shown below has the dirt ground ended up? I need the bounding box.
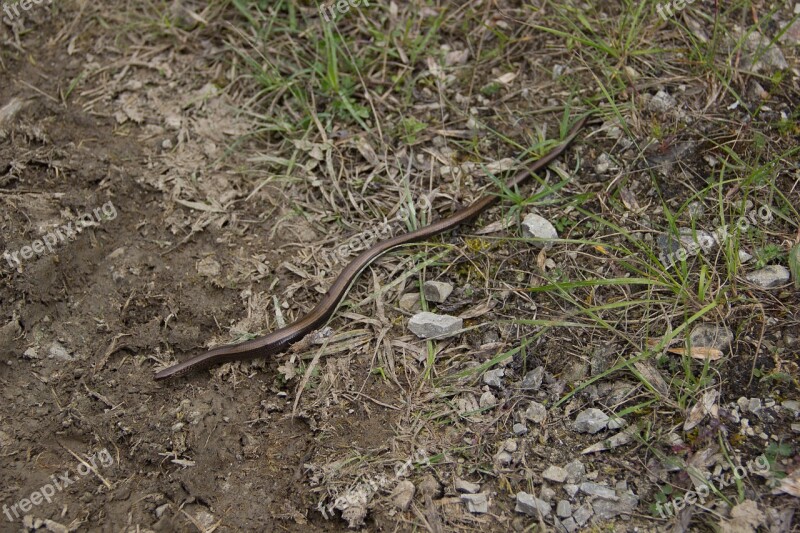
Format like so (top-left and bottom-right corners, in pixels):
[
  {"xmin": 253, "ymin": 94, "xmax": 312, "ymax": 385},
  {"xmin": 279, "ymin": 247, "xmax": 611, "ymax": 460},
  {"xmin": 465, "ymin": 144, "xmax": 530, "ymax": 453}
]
[{"xmin": 1, "ymin": 1, "xmax": 799, "ymax": 532}]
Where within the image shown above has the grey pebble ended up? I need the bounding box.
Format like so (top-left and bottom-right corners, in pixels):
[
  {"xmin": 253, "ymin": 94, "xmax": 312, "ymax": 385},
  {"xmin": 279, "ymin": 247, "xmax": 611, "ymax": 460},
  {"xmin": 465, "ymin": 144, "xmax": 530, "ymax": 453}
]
[
  {"xmin": 782, "ymin": 400, "xmax": 800, "ymax": 415},
  {"xmin": 408, "ymin": 312, "xmax": 462, "ymax": 338},
  {"xmin": 461, "ymin": 493, "xmax": 488, "ymax": 514},
  {"xmin": 746, "ymin": 265, "xmax": 790, "ymax": 288},
  {"xmin": 455, "ymin": 478, "xmax": 481, "ymax": 494},
  {"xmin": 512, "ymin": 423, "xmax": 528, "ymax": 436},
  {"xmin": 565, "ymin": 460, "xmax": 585, "ymax": 483},
  {"xmin": 579, "ymin": 482, "xmax": 617, "ymax": 500},
  {"xmin": 574, "ymin": 408, "xmax": 609, "ymax": 434},
  {"xmin": 520, "ymin": 366, "xmax": 545, "ymax": 390},
  {"xmin": 48, "ymin": 341, "xmax": 73, "ymax": 361},
  {"xmin": 592, "ymin": 491, "xmax": 638, "ymax": 520},
  {"xmin": 572, "ymin": 503, "xmax": 594, "ymax": 526},
  {"xmin": 560, "ymin": 516, "xmax": 578, "ymax": 533},
  {"xmin": 690, "ymin": 323, "xmax": 734, "ymax": 351},
  {"xmin": 483, "ymin": 368, "xmax": 505, "ymax": 388},
  {"xmin": 524, "ymin": 401, "xmax": 547, "ymax": 424},
  {"xmin": 515, "ymin": 492, "xmax": 551, "ymax": 517},
  {"xmin": 423, "ymin": 281, "xmax": 453, "ymax": 303},
  {"xmin": 521, "ymin": 214, "xmax": 558, "ymax": 249}
]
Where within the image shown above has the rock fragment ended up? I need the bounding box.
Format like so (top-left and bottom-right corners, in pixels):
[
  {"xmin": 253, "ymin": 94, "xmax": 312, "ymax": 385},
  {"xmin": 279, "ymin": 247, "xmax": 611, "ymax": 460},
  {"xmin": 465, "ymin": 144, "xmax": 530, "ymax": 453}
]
[
  {"xmin": 524, "ymin": 401, "xmax": 547, "ymax": 424},
  {"xmin": 479, "ymin": 391, "xmax": 497, "ymax": 409},
  {"xmin": 515, "ymin": 492, "xmax": 551, "ymax": 517},
  {"xmin": 564, "ymin": 460, "xmax": 585, "ymax": 483},
  {"xmin": 460, "ymin": 493, "xmax": 488, "ymax": 514},
  {"xmin": 512, "ymin": 423, "xmax": 528, "ymax": 436},
  {"xmin": 408, "ymin": 312, "xmax": 462, "ymax": 338},
  {"xmin": 560, "ymin": 516, "xmax": 578, "ymax": 532},
  {"xmin": 573, "ymin": 408, "xmax": 609, "ymax": 434},
  {"xmin": 483, "ymin": 368, "xmax": 505, "ymax": 388},
  {"xmin": 390, "ymin": 480, "xmax": 415, "ymax": 511},
  {"xmin": 579, "ymin": 482, "xmax": 617, "ymax": 500},
  {"xmin": 423, "ymin": 281, "xmax": 453, "ymax": 303},
  {"xmin": 455, "ymin": 479, "xmax": 481, "ymax": 494},
  {"xmin": 521, "ymin": 214, "xmax": 558, "ymax": 249},
  {"xmin": 592, "ymin": 491, "xmax": 638, "ymax": 520},
  {"xmin": 572, "ymin": 503, "xmax": 594, "ymax": 526},
  {"xmin": 745, "ymin": 265, "xmax": 790, "ymax": 288},
  {"xmin": 48, "ymin": 341, "xmax": 73, "ymax": 361},
  {"xmin": 520, "ymin": 366, "xmax": 545, "ymax": 390},
  {"xmin": 418, "ymin": 475, "xmax": 442, "ymax": 498},
  {"xmin": 690, "ymin": 323, "xmax": 734, "ymax": 351},
  {"xmin": 648, "ymin": 90, "xmax": 677, "ymax": 113},
  {"xmin": 543, "ymin": 465, "xmax": 569, "ymax": 483},
  {"xmin": 556, "ymin": 500, "xmax": 572, "ymax": 518}
]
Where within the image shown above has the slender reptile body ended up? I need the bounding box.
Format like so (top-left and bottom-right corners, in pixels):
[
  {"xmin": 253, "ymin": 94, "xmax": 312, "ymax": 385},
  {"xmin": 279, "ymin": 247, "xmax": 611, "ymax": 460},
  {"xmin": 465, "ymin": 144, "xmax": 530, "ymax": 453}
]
[{"xmin": 154, "ymin": 117, "xmax": 587, "ymax": 381}]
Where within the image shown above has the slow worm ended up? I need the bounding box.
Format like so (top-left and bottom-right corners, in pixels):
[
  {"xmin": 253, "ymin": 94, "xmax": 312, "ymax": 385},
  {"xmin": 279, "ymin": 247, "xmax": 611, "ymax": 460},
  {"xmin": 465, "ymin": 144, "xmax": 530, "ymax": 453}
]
[{"xmin": 154, "ymin": 116, "xmax": 588, "ymax": 380}]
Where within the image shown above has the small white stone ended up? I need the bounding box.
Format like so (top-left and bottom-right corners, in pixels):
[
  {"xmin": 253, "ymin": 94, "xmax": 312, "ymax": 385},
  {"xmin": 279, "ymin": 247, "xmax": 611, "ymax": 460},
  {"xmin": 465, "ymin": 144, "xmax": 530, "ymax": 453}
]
[
  {"xmin": 521, "ymin": 213, "xmax": 558, "ymax": 249},
  {"xmin": 48, "ymin": 341, "xmax": 73, "ymax": 361},
  {"xmin": 563, "ymin": 484, "xmax": 580, "ymax": 498},
  {"xmin": 542, "ymin": 466, "xmax": 569, "ymax": 483}
]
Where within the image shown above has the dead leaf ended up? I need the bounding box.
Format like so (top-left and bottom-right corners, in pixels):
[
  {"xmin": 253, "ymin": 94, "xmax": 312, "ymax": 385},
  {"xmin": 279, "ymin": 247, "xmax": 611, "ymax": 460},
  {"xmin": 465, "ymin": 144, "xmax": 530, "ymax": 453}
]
[
  {"xmin": 354, "ymin": 136, "xmax": 379, "ymax": 166},
  {"xmin": 494, "ymin": 72, "xmax": 517, "ymax": 85},
  {"xmin": 667, "ymin": 346, "xmax": 724, "ymax": 361},
  {"xmin": 719, "ymin": 500, "xmax": 765, "ymax": 533},
  {"xmin": 773, "ymin": 468, "xmax": 800, "ymax": 497},
  {"xmin": 633, "ymin": 361, "xmax": 670, "ymax": 397},
  {"xmin": 619, "ymin": 186, "xmax": 640, "ymax": 211},
  {"xmin": 474, "ymin": 217, "xmax": 515, "ymax": 235},
  {"xmin": 174, "ymin": 199, "xmax": 225, "ymax": 213},
  {"xmin": 684, "ymin": 390, "xmax": 719, "ymax": 431},
  {"xmin": 458, "ymin": 299, "xmax": 496, "ymax": 320}
]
